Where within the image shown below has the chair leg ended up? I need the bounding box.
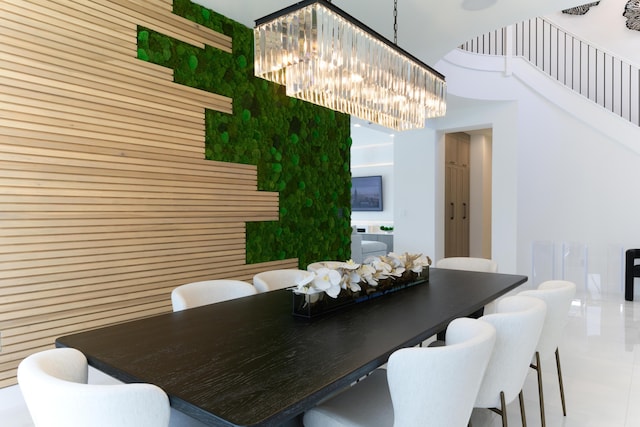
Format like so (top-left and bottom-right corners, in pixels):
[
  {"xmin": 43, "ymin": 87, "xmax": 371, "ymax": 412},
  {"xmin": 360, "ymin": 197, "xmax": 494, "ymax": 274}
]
[
  {"xmin": 488, "ymin": 392, "xmax": 509, "ymax": 427},
  {"xmin": 530, "ymin": 351, "xmax": 546, "ymax": 427},
  {"xmin": 500, "ymin": 391, "xmax": 508, "ymax": 427},
  {"xmin": 488, "ymin": 391, "xmax": 509, "ymax": 427},
  {"xmin": 519, "ymin": 390, "xmax": 527, "ymax": 427},
  {"xmin": 555, "ymin": 348, "xmax": 567, "ymax": 416}
]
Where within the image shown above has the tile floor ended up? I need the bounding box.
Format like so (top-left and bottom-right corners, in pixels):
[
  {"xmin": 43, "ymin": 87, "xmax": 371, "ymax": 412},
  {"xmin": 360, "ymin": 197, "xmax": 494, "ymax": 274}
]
[
  {"xmin": 470, "ymin": 285, "xmax": 640, "ymax": 427},
  {"xmin": 2, "ymin": 284, "xmax": 640, "ymax": 427}
]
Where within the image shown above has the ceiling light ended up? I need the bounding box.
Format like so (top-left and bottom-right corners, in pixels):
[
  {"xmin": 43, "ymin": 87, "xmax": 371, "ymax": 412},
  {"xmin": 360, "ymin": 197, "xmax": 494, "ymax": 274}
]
[{"xmin": 254, "ymin": 0, "xmax": 447, "ymax": 131}]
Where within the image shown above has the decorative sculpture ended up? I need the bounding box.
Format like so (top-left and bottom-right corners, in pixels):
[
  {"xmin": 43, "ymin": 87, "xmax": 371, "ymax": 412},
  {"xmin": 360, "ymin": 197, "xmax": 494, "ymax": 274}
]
[
  {"xmin": 624, "ymin": 0, "xmax": 640, "ymax": 31},
  {"xmin": 562, "ymin": 1, "xmax": 600, "ymax": 15}
]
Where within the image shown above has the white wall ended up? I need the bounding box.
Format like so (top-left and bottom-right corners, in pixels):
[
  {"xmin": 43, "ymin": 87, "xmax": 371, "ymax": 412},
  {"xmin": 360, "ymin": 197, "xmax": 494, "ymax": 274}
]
[
  {"xmin": 356, "ymin": 45, "xmax": 640, "ymax": 292},
  {"xmin": 350, "ymin": 123, "xmax": 395, "ymax": 229},
  {"xmin": 548, "ymin": 0, "xmax": 640, "ymax": 66},
  {"xmin": 392, "ymin": 128, "xmax": 437, "ymax": 258},
  {"xmin": 424, "ymin": 49, "xmax": 640, "ymax": 292},
  {"xmin": 427, "ymin": 98, "xmax": 520, "ymax": 273},
  {"xmin": 469, "ymin": 133, "xmax": 493, "ymax": 259}
]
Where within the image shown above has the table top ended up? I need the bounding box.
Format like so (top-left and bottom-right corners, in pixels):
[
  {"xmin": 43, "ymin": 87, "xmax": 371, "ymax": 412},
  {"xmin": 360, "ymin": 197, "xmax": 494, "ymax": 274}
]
[{"xmin": 56, "ymin": 268, "xmax": 527, "ymax": 426}]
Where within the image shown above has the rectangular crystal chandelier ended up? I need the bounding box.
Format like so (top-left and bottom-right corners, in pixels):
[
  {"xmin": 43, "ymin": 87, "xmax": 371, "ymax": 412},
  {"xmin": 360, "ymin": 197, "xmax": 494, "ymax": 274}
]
[{"xmin": 254, "ymin": 0, "xmax": 447, "ymax": 131}]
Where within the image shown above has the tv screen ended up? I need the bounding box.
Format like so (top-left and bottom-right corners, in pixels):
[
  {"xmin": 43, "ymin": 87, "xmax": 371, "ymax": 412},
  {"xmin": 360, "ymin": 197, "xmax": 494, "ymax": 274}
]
[{"xmin": 351, "ymin": 176, "xmax": 383, "ymax": 211}]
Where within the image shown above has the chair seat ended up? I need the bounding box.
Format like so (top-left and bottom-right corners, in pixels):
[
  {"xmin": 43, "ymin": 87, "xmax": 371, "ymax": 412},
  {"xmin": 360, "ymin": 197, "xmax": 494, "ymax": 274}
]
[{"xmin": 303, "ymin": 369, "xmax": 393, "ymax": 427}]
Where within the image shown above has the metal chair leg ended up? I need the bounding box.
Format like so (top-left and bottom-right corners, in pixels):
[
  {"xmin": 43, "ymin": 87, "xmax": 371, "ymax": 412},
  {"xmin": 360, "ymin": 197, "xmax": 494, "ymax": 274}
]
[
  {"xmin": 519, "ymin": 390, "xmax": 527, "ymax": 427},
  {"xmin": 530, "ymin": 351, "xmax": 546, "ymax": 427},
  {"xmin": 500, "ymin": 391, "xmax": 508, "ymax": 427},
  {"xmin": 488, "ymin": 391, "xmax": 508, "ymax": 427},
  {"xmin": 555, "ymin": 348, "xmax": 567, "ymax": 416}
]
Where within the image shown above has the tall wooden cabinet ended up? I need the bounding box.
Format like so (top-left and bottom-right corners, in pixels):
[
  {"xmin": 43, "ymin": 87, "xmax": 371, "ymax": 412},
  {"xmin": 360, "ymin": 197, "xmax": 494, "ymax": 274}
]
[{"xmin": 445, "ymin": 133, "xmax": 470, "ymax": 257}]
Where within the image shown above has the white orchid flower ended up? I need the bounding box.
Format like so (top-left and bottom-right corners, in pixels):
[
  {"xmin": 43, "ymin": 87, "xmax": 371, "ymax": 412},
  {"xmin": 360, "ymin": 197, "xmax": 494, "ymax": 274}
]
[
  {"xmin": 294, "ymin": 272, "xmax": 315, "ymax": 293},
  {"xmin": 411, "ymin": 254, "xmax": 432, "ymax": 273},
  {"xmin": 371, "ymin": 258, "xmax": 392, "ymax": 273},
  {"xmin": 313, "ymin": 268, "xmax": 342, "ymax": 298},
  {"xmin": 293, "ymin": 252, "xmax": 430, "ymax": 301},
  {"xmin": 370, "ymin": 258, "xmax": 393, "ymax": 281},
  {"xmin": 341, "ymin": 269, "xmax": 362, "ymax": 292},
  {"xmin": 384, "ymin": 253, "xmax": 405, "ymax": 268},
  {"xmin": 357, "ymin": 264, "xmax": 377, "ymax": 286},
  {"xmin": 390, "ymin": 267, "xmax": 406, "ymax": 277},
  {"xmin": 342, "ymin": 260, "xmax": 361, "ymax": 270}
]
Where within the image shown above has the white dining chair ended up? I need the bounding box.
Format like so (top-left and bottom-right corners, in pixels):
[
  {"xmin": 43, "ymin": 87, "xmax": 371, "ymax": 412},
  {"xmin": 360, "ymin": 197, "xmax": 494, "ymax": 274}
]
[
  {"xmin": 303, "ymin": 317, "xmax": 496, "ymax": 427},
  {"xmin": 307, "ymin": 261, "xmax": 343, "ymax": 272},
  {"xmin": 171, "ymin": 279, "xmax": 257, "ymax": 311},
  {"xmin": 252, "ymin": 269, "xmax": 313, "ymax": 293},
  {"xmin": 433, "ymin": 256, "xmax": 499, "ymax": 340},
  {"xmin": 435, "ymin": 256, "xmax": 498, "ymax": 273},
  {"xmin": 519, "ymin": 279, "xmax": 576, "ymax": 427},
  {"xmin": 17, "ymin": 347, "xmax": 170, "ymax": 427},
  {"xmin": 474, "ymin": 295, "xmax": 547, "ymax": 427}
]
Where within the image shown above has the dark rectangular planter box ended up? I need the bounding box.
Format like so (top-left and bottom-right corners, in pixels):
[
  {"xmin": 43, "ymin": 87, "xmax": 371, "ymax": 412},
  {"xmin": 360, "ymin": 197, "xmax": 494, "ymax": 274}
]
[{"xmin": 292, "ymin": 267, "xmax": 429, "ymax": 319}]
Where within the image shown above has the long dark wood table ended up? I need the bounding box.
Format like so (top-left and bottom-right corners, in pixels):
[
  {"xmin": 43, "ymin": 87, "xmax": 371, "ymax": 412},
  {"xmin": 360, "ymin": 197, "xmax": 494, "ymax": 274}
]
[{"xmin": 56, "ymin": 268, "xmax": 527, "ymax": 426}]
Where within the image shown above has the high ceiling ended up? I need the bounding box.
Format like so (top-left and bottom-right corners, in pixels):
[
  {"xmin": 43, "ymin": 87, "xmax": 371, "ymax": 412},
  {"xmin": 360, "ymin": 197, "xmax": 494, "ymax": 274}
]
[
  {"xmin": 195, "ymin": 0, "xmax": 585, "ymax": 64},
  {"xmin": 194, "ymin": 0, "xmax": 589, "ymax": 137}
]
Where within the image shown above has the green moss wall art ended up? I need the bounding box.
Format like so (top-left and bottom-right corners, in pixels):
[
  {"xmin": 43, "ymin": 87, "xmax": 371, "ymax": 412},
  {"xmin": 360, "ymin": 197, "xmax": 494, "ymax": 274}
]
[{"xmin": 137, "ymin": 0, "xmax": 352, "ymax": 268}]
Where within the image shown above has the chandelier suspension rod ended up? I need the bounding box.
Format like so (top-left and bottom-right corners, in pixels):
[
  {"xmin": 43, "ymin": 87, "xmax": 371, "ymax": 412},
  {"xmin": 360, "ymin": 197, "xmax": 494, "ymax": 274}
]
[{"xmin": 394, "ymin": 0, "xmax": 398, "ymax": 45}]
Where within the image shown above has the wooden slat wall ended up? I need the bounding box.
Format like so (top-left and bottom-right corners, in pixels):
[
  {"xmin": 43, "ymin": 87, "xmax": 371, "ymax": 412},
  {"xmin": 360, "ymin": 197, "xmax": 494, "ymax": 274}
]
[{"xmin": 0, "ymin": 0, "xmax": 298, "ymax": 388}]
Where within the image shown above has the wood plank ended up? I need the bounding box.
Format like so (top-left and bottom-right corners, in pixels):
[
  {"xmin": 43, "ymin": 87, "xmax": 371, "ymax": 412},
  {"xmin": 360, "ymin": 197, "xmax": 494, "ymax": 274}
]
[
  {"xmin": 0, "ymin": 231, "xmax": 245, "ymax": 248},
  {"xmin": 0, "ymin": 135, "xmax": 202, "ymax": 165},
  {"xmin": 0, "ymin": 158, "xmax": 257, "ymax": 182},
  {"xmin": 90, "ymin": 0, "xmax": 232, "ymax": 52},
  {"xmin": 0, "ymin": 144, "xmax": 259, "ymax": 181},
  {"xmin": 0, "ymin": 105, "xmax": 203, "ymax": 144},
  {"xmin": 0, "ymin": 258, "xmax": 273, "ymax": 294},
  {"xmin": 0, "ymin": 255, "xmax": 249, "ymax": 288},
  {"xmin": 2, "ymin": 295, "xmax": 175, "ymax": 331},
  {"xmin": 0, "ymin": 84, "xmax": 201, "ymax": 129},
  {"xmin": 0, "ymin": 0, "xmax": 297, "ymax": 389},
  {"xmin": 0, "ymin": 6, "xmax": 172, "ymax": 80},
  {"xmin": 129, "ymin": 0, "xmax": 172, "ymax": 12},
  {"xmin": 0, "ymin": 35, "xmax": 233, "ymax": 112},
  {"xmin": 0, "ymin": 56, "xmax": 232, "ymax": 114},
  {"xmin": 0, "ymin": 211, "xmax": 279, "ymax": 222},
  {"xmin": 0, "ymin": 176, "xmax": 276, "ymax": 201},
  {"xmin": 4, "ymin": 301, "xmax": 171, "ymax": 343},
  {"xmin": 3, "ymin": 0, "xmax": 133, "ymax": 41},
  {"xmin": 115, "ymin": 0, "xmax": 233, "ymax": 50},
  {"xmin": 0, "ymin": 7, "xmax": 134, "ymax": 55},
  {"xmin": 0, "ymin": 74, "xmax": 205, "ymax": 119}
]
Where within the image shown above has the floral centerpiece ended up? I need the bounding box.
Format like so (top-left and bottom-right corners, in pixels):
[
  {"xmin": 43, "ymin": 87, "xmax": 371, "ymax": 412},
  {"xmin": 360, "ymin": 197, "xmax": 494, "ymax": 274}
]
[{"xmin": 292, "ymin": 252, "xmax": 431, "ymax": 318}]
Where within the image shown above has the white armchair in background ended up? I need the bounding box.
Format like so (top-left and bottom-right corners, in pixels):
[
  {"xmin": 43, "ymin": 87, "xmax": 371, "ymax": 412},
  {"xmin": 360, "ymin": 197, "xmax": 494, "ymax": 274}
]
[{"xmin": 350, "ymin": 232, "xmax": 387, "ymax": 264}]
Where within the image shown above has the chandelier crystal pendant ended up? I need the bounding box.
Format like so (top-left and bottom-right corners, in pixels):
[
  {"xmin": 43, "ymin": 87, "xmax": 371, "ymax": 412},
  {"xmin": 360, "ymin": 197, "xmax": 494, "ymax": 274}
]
[{"xmin": 254, "ymin": 0, "xmax": 447, "ymax": 131}]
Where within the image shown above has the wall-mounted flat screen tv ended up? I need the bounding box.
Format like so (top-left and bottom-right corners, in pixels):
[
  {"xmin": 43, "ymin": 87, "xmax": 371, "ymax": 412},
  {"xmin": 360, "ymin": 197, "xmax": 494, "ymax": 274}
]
[{"xmin": 351, "ymin": 175, "xmax": 383, "ymax": 211}]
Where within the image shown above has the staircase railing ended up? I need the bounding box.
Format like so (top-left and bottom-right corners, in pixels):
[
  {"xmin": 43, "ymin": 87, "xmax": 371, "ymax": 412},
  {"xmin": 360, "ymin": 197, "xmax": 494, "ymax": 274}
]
[{"xmin": 459, "ymin": 17, "xmax": 640, "ymax": 127}]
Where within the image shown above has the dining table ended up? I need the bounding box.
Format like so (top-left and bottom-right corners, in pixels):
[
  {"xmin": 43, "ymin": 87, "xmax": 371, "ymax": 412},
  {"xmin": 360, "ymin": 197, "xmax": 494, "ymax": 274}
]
[{"xmin": 55, "ymin": 268, "xmax": 527, "ymax": 426}]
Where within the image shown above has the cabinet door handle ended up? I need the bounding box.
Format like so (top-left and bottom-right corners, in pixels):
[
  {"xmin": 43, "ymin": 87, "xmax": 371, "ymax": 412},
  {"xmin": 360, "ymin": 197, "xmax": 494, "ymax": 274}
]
[
  {"xmin": 450, "ymin": 202, "xmax": 454, "ymax": 220},
  {"xmin": 463, "ymin": 202, "xmax": 467, "ymax": 220}
]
